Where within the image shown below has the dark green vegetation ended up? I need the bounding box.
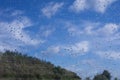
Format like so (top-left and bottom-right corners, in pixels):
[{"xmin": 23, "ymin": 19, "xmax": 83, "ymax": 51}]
[
  {"xmin": 0, "ymin": 51, "xmax": 119, "ymax": 80},
  {"xmin": 0, "ymin": 51, "xmax": 81, "ymax": 80},
  {"xmin": 93, "ymin": 70, "xmax": 111, "ymax": 80},
  {"xmin": 86, "ymin": 69, "xmax": 119, "ymax": 80}
]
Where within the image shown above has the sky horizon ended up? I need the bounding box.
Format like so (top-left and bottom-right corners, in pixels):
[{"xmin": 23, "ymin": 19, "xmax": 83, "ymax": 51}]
[{"xmin": 0, "ymin": 0, "xmax": 120, "ymax": 79}]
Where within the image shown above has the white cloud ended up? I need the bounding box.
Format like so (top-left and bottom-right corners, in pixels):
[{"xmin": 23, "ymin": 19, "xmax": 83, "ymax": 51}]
[
  {"xmin": 66, "ymin": 21, "xmax": 97, "ymax": 36},
  {"xmin": 0, "ymin": 12, "xmax": 45, "ymax": 52},
  {"xmin": 94, "ymin": 0, "xmax": 117, "ymax": 13},
  {"xmin": 42, "ymin": 29, "xmax": 54, "ymax": 37},
  {"xmin": 67, "ymin": 25, "xmax": 83, "ymax": 36},
  {"xmin": 84, "ymin": 26, "xmax": 95, "ymax": 35},
  {"xmin": 66, "ymin": 21, "xmax": 119, "ymax": 37},
  {"xmin": 48, "ymin": 46, "xmax": 60, "ymax": 53},
  {"xmin": 41, "ymin": 2, "xmax": 64, "ymax": 18},
  {"xmin": 70, "ymin": 0, "xmax": 88, "ymax": 13},
  {"xmin": 41, "ymin": 41, "xmax": 89, "ymax": 56},
  {"xmin": 82, "ymin": 59, "xmax": 97, "ymax": 67},
  {"xmin": 0, "ymin": 43, "xmax": 16, "ymax": 52},
  {"xmin": 64, "ymin": 41, "xmax": 89, "ymax": 55},
  {"xmin": 0, "ymin": 9, "xmax": 24, "ymax": 17},
  {"xmin": 70, "ymin": 0, "xmax": 117, "ymax": 13},
  {"xmin": 64, "ymin": 21, "xmax": 120, "ymax": 58},
  {"xmin": 71, "ymin": 41, "xmax": 89, "ymax": 53},
  {"xmin": 97, "ymin": 23, "xmax": 119, "ymax": 36},
  {"xmin": 0, "ymin": 16, "xmax": 43, "ymax": 45},
  {"xmin": 96, "ymin": 51, "xmax": 120, "ymax": 60},
  {"xmin": 11, "ymin": 10, "xmax": 24, "ymax": 16},
  {"xmin": 66, "ymin": 22, "xmax": 84, "ymax": 36},
  {"xmin": 41, "ymin": 46, "xmax": 60, "ymax": 54}
]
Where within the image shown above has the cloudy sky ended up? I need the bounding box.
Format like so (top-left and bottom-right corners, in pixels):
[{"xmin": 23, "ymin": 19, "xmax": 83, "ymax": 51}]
[{"xmin": 0, "ymin": 0, "xmax": 120, "ymax": 79}]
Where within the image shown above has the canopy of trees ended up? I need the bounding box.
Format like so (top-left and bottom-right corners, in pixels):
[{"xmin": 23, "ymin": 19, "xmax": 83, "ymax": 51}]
[
  {"xmin": 93, "ymin": 70, "xmax": 111, "ymax": 80},
  {"xmin": 0, "ymin": 51, "xmax": 119, "ymax": 80},
  {"xmin": 0, "ymin": 51, "xmax": 81, "ymax": 80}
]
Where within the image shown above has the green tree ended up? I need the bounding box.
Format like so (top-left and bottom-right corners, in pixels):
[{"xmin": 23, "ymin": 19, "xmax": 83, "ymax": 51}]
[
  {"xmin": 0, "ymin": 51, "xmax": 81, "ymax": 80},
  {"xmin": 85, "ymin": 77, "xmax": 91, "ymax": 80},
  {"xmin": 114, "ymin": 77, "xmax": 118, "ymax": 80},
  {"xmin": 102, "ymin": 70, "xmax": 111, "ymax": 80},
  {"xmin": 93, "ymin": 70, "xmax": 111, "ymax": 80},
  {"xmin": 93, "ymin": 74, "xmax": 108, "ymax": 80}
]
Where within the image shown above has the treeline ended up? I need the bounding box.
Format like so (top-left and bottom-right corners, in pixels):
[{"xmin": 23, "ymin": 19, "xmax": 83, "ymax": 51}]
[
  {"xmin": 0, "ymin": 51, "xmax": 80, "ymax": 80},
  {"xmin": 86, "ymin": 70, "xmax": 119, "ymax": 80},
  {"xmin": 0, "ymin": 51, "xmax": 119, "ymax": 80}
]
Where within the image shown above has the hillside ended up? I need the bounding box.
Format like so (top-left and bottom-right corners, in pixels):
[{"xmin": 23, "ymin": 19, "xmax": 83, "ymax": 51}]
[{"xmin": 0, "ymin": 51, "xmax": 81, "ymax": 80}]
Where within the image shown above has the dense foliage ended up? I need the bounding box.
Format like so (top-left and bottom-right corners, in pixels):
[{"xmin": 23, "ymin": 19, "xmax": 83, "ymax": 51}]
[
  {"xmin": 0, "ymin": 51, "xmax": 81, "ymax": 80},
  {"xmin": 93, "ymin": 70, "xmax": 111, "ymax": 80},
  {"xmin": 0, "ymin": 51, "xmax": 119, "ymax": 80},
  {"xmin": 86, "ymin": 70, "xmax": 118, "ymax": 80}
]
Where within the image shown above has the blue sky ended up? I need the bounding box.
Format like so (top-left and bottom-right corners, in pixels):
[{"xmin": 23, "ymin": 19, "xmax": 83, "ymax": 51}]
[{"xmin": 0, "ymin": 0, "xmax": 120, "ymax": 79}]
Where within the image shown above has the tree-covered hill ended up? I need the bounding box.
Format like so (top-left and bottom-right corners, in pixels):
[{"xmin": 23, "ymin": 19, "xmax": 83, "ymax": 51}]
[
  {"xmin": 0, "ymin": 51, "xmax": 119, "ymax": 80},
  {"xmin": 0, "ymin": 51, "xmax": 81, "ymax": 80}
]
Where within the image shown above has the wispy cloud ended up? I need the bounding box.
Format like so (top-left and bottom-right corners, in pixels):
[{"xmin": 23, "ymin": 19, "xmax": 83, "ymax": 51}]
[
  {"xmin": 42, "ymin": 40, "xmax": 89, "ymax": 56},
  {"xmin": 64, "ymin": 21, "xmax": 120, "ymax": 60},
  {"xmin": 66, "ymin": 21, "xmax": 99, "ymax": 36},
  {"xmin": 96, "ymin": 51, "xmax": 120, "ymax": 60},
  {"xmin": 66, "ymin": 21, "xmax": 119, "ymax": 37},
  {"xmin": 0, "ymin": 10, "xmax": 44, "ymax": 52},
  {"xmin": 0, "ymin": 9, "xmax": 24, "ymax": 17},
  {"xmin": 40, "ymin": 28, "xmax": 54, "ymax": 38},
  {"xmin": 0, "ymin": 42, "xmax": 17, "ymax": 52},
  {"xmin": 94, "ymin": 0, "xmax": 117, "ymax": 13},
  {"xmin": 11, "ymin": 10, "xmax": 24, "ymax": 16},
  {"xmin": 97, "ymin": 23, "xmax": 119, "ymax": 36},
  {"xmin": 70, "ymin": 0, "xmax": 117, "ymax": 13},
  {"xmin": 64, "ymin": 41, "xmax": 89, "ymax": 55},
  {"xmin": 0, "ymin": 16, "xmax": 43, "ymax": 45},
  {"xmin": 41, "ymin": 2, "xmax": 64, "ymax": 18},
  {"xmin": 70, "ymin": 0, "xmax": 88, "ymax": 13},
  {"xmin": 41, "ymin": 45, "xmax": 60, "ymax": 54}
]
